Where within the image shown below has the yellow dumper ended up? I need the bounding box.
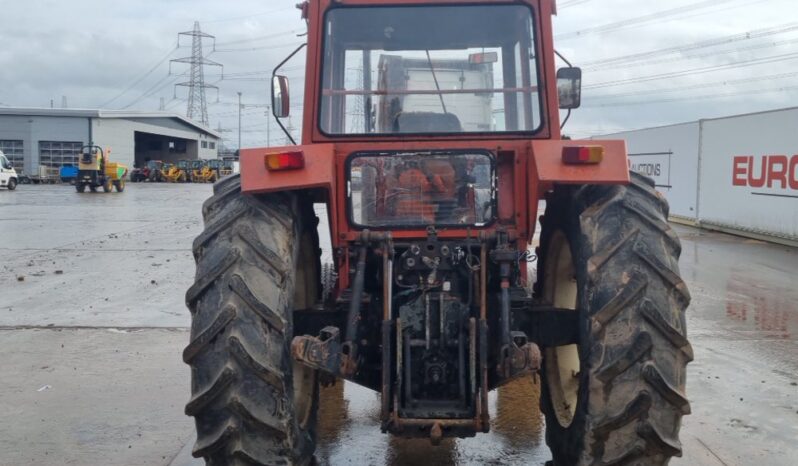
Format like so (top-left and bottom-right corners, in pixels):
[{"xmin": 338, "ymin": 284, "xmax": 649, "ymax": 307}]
[{"xmin": 76, "ymin": 145, "xmax": 128, "ymax": 193}]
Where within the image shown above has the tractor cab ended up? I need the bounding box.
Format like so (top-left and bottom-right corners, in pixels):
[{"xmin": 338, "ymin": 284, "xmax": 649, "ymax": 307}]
[
  {"xmin": 221, "ymin": 159, "xmax": 235, "ymax": 175},
  {"xmin": 191, "ymin": 159, "xmax": 219, "ymax": 183},
  {"xmin": 206, "ymin": 159, "xmax": 226, "ymax": 178},
  {"xmin": 146, "ymin": 160, "xmax": 164, "ymax": 182},
  {"xmin": 318, "ymin": 4, "xmax": 544, "ymax": 136},
  {"xmin": 161, "ymin": 162, "xmax": 185, "ymax": 183},
  {"xmin": 146, "ymin": 160, "xmax": 163, "ymax": 171}
]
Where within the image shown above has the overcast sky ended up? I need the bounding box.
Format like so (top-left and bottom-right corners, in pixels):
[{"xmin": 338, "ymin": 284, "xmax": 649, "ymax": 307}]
[{"xmin": 1, "ymin": 0, "xmax": 796, "ymax": 146}]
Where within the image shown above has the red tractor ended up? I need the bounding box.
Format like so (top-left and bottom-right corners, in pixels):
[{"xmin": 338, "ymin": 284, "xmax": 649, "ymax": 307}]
[
  {"xmin": 130, "ymin": 160, "xmax": 164, "ymax": 182},
  {"xmin": 185, "ymin": 1, "xmax": 691, "ymax": 465}
]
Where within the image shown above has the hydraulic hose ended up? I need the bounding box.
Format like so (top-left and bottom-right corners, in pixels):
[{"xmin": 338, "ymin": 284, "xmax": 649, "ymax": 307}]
[{"xmin": 346, "ymin": 245, "xmax": 368, "ymax": 342}]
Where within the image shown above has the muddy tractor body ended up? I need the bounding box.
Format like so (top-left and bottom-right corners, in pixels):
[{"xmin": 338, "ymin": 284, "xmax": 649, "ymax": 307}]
[{"xmin": 185, "ymin": 1, "xmax": 692, "ymax": 465}]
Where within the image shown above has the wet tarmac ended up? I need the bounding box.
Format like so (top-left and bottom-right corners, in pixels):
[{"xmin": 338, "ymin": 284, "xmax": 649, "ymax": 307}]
[{"xmin": 2, "ymin": 184, "xmax": 797, "ymax": 465}]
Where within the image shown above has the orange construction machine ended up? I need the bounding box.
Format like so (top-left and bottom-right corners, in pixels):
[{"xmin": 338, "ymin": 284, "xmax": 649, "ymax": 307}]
[{"xmin": 184, "ymin": 2, "xmax": 691, "ymax": 465}]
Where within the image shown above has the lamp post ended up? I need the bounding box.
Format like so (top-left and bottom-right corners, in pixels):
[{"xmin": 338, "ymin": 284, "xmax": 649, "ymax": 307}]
[
  {"xmin": 237, "ymin": 91, "xmax": 242, "ymax": 156},
  {"xmin": 266, "ymin": 105, "xmax": 271, "ymax": 147}
]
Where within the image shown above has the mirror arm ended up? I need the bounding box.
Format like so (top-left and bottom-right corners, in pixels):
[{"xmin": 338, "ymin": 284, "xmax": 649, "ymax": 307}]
[
  {"xmin": 554, "ymin": 49, "xmax": 572, "ymax": 67},
  {"xmin": 272, "ymin": 43, "xmax": 307, "ymax": 146},
  {"xmin": 560, "ymin": 109, "xmax": 572, "ymax": 130}
]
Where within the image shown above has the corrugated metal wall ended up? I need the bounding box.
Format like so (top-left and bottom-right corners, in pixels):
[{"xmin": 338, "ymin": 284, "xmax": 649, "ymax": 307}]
[{"xmin": 0, "ymin": 116, "xmax": 90, "ymax": 174}]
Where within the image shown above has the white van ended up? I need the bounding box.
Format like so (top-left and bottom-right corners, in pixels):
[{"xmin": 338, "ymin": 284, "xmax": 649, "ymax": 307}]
[{"xmin": 0, "ymin": 150, "xmax": 19, "ymax": 190}]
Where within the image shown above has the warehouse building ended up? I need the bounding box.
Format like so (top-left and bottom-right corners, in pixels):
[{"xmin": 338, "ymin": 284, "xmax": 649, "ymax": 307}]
[{"xmin": 0, "ymin": 107, "xmax": 220, "ymax": 174}]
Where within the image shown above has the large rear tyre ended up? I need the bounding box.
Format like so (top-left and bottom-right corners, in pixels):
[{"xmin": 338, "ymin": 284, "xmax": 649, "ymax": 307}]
[
  {"xmin": 114, "ymin": 180, "xmax": 125, "ymax": 192},
  {"xmin": 537, "ymin": 172, "xmax": 692, "ymax": 466},
  {"xmin": 185, "ymin": 175, "xmax": 320, "ymax": 465}
]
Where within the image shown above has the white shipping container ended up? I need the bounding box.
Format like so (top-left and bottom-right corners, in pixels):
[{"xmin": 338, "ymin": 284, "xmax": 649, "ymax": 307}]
[
  {"xmin": 698, "ymin": 108, "xmax": 798, "ymax": 242},
  {"xmin": 601, "ymin": 122, "xmax": 701, "ymax": 221},
  {"xmin": 597, "ymin": 107, "xmax": 798, "ymax": 245},
  {"xmin": 404, "ymin": 68, "xmax": 494, "ymax": 132}
]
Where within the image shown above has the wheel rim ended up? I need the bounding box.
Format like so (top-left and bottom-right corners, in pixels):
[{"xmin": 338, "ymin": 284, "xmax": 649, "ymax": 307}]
[
  {"xmin": 543, "ymin": 230, "xmax": 581, "ymax": 428},
  {"xmin": 292, "ymin": 361, "xmax": 315, "ymax": 430},
  {"xmin": 292, "ymin": 230, "xmax": 319, "ymax": 432}
]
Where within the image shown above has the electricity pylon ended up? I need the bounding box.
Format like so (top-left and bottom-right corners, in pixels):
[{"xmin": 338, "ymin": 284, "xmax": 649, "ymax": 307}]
[{"xmin": 170, "ymin": 21, "xmax": 222, "ymax": 127}]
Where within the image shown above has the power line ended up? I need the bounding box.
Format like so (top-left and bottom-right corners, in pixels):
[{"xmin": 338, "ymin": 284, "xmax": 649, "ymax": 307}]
[
  {"xmin": 204, "ymin": 65, "xmax": 303, "ymax": 79},
  {"xmin": 209, "ymin": 108, "xmax": 270, "ymax": 118},
  {"xmin": 581, "ymin": 23, "xmax": 798, "ymax": 69},
  {"xmin": 583, "ymin": 83, "xmax": 798, "ymax": 108},
  {"xmin": 214, "ymin": 30, "xmax": 304, "ymax": 47},
  {"xmin": 121, "ymin": 55, "xmax": 224, "ymax": 110},
  {"xmin": 100, "ymin": 44, "xmax": 178, "ymax": 108},
  {"xmin": 121, "ymin": 72, "xmax": 185, "ymax": 109},
  {"xmin": 587, "ymin": 70, "xmax": 798, "ymax": 100},
  {"xmin": 197, "ymin": 6, "xmax": 295, "ymax": 24},
  {"xmin": 590, "ymin": 37, "xmax": 798, "ymax": 72},
  {"xmin": 215, "ymin": 41, "xmax": 306, "ymax": 54},
  {"xmin": 557, "ymin": 0, "xmax": 739, "ymax": 40},
  {"xmin": 585, "ymin": 50, "xmax": 798, "ymax": 89},
  {"xmin": 164, "ymin": 98, "xmax": 184, "ymax": 111},
  {"xmin": 559, "ymin": 0, "xmax": 593, "ymax": 9}
]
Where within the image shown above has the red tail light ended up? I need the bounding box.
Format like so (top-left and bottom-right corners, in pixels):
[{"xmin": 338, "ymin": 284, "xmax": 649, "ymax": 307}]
[
  {"xmin": 265, "ymin": 151, "xmax": 305, "ymax": 171},
  {"xmin": 468, "ymin": 52, "xmax": 498, "ymax": 65},
  {"xmin": 562, "ymin": 146, "xmax": 604, "ymax": 165}
]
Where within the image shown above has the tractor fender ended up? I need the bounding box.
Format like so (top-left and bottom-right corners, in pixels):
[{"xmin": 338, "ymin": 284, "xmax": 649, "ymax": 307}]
[
  {"xmin": 530, "ymin": 139, "xmax": 630, "ymax": 187},
  {"xmin": 239, "ymin": 144, "xmax": 336, "ymax": 197}
]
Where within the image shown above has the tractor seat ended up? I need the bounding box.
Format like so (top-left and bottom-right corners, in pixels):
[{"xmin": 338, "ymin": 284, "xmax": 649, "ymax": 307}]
[{"xmin": 392, "ymin": 112, "xmax": 463, "ymax": 133}]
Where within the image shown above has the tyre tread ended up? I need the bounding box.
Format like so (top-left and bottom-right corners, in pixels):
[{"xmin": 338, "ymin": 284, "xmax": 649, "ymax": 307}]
[
  {"xmin": 185, "ymin": 248, "xmax": 240, "ymax": 308},
  {"xmin": 183, "ymin": 305, "xmax": 237, "ymax": 363},
  {"xmin": 185, "ymin": 176, "xmax": 317, "ymax": 465},
  {"xmin": 595, "ymin": 333, "xmax": 653, "ymax": 384},
  {"xmin": 539, "ymin": 171, "xmax": 691, "ymax": 466},
  {"xmin": 229, "ymin": 274, "xmax": 286, "ymax": 332},
  {"xmin": 185, "ymin": 365, "xmax": 236, "ymax": 416}
]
